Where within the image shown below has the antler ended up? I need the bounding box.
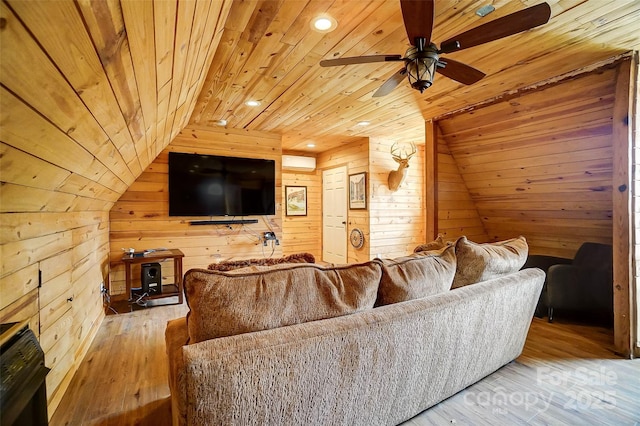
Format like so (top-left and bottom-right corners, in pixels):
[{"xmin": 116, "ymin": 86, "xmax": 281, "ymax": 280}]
[{"xmin": 390, "ymin": 142, "xmax": 417, "ymax": 162}]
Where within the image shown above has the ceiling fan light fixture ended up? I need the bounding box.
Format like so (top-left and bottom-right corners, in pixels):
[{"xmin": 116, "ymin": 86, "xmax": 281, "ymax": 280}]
[
  {"xmin": 311, "ymin": 14, "xmax": 337, "ymax": 33},
  {"xmin": 405, "ymin": 46, "xmax": 439, "ymax": 93},
  {"xmin": 316, "ymin": 2, "xmax": 551, "ymax": 96}
]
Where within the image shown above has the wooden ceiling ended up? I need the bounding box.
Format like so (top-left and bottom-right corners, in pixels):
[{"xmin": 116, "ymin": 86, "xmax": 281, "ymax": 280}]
[
  {"xmin": 1, "ymin": 0, "xmax": 232, "ymax": 208},
  {"xmin": 191, "ymin": 0, "xmax": 640, "ymax": 153},
  {"xmin": 1, "ymin": 0, "xmax": 639, "ymax": 212}
]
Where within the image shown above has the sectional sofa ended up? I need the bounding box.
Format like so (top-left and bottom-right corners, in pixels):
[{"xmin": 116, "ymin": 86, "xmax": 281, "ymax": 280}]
[{"xmin": 165, "ymin": 236, "xmax": 543, "ymax": 425}]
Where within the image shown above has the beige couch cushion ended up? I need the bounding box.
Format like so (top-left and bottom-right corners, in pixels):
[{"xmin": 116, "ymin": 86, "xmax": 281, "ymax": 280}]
[
  {"xmin": 413, "ymin": 234, "xmax": 447, "ymax": 253},
  {"xmin": 184, "ymin": 262, "xmax": 382, "ymax": 343},
  {"xmin": 452, "ymin": 236, "xmax": 528, "ymax": 288},
  {"xmin": 375, "ymin": 245, "xmax": 457, "ymax": 306}
]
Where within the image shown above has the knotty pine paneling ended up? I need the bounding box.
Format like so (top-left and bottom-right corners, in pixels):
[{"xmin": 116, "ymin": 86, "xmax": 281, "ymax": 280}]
[
  {"xmin": 1, "ymin": 1, "xmax": 230, "ymax": 418},
  {"xmin": 282, "ymin": 167, "xmax": 322, "ymax": 259},
  {"xmin": 369, "ymin": 139, "xmax": 426, "ymax": 258},
  {"xmin": 109, "ymin": 127, "xmax": 283, "ymax": 297},
  {"xmin": 438, "ymin": 66, "xmax": 619, "ymax": 258},
  {"xmin": 316, "ymin": 138, "xmax": 425, "ymax": 262},
  {"xmin": 0, "ymin": 211, "xmax": 109, "ymax": 416},
  {"xmin": 436, "ymin": 133, "xmax": 489, "ymax": 243},
  {"xmin": 317, "ymin": 139, "xmax": 370, "ymax": 263},
  {"xmin": 190, "ymin": 0, "xmax": 640, "ymax": 153}
]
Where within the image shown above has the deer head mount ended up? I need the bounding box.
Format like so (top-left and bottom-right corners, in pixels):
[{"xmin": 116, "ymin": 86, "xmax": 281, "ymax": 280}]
[{"xmin": 388, "ymin": 142, "xmax": 417, "ymax": 192}]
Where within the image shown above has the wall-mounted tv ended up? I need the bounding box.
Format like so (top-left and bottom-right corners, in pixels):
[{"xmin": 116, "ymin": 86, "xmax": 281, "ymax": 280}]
[{"xmin": 168, "ymin": 152, "xmax": 275, "ymax": 217}]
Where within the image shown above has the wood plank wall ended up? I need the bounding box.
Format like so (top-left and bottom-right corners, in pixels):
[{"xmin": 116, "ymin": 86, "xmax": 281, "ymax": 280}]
[
  {"xmin": 315, "ymin": 138, "xmax": 425, "ymax": 262},
  {"xmin": 436, "ymin": 132, "xmax": 489, "ymax": 243},
  {"xmin": 0, "ymin": 0, "xmax": 230, "ymax": 417},
  {"xmin": 369, "ymin": 139, "xmax": 426, "ymax": 258},
  {"xmin": 109, "ymin": 127, "xmax": 283, "ymax": 296},
  {"xmin": 632, "ymin": 53, "xmax": 640, "ymax": 357},
  {"xmin": 317, "ymin": 139, "xmax": 371, "ymax": 263},
  {"xmin": 437, "ymin": 67, "xmax": 619, "ymax": 259},
  {"xmin": 282, "ymin": 168, "xmax": 322, "ymax": 258},
  {"xmin": 0, "ymin": 212, "xmax": 108, "ymax": 414}
]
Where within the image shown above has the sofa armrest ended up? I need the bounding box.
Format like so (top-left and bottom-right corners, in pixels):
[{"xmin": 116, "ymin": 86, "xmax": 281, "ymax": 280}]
[
  {"xmin": 521, "ymin": 255, "xmax": 571, "ymax": 317},
  {"xmin": 165, "ymin": 317, "xmax": 189, "ymax": 426},
  {"xmin": 547, "ymin": 264, "xmax": 581, "ymax": 309}
]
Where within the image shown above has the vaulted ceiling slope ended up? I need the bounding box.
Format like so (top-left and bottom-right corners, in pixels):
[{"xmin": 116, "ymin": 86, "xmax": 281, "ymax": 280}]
[
  {"xmin": 1, "ymin": 0, "xmax": 639, "ymax": 214},
  {"xmin": 1, "ymin": 0, "xmax": 232, "ymax": 212},
  {"xmin": 192, "ymin": 0, "xmax": 640, "ymax": 153}
]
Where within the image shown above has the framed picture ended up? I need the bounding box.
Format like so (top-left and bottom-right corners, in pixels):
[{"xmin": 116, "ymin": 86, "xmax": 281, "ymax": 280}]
[
  {"xmin": 349, "ymin": 172, "xmax": 367, "ymax": 210},
  {"xmin": 285, "ymin": 186, "xmax": 307, "ymax": 216}
]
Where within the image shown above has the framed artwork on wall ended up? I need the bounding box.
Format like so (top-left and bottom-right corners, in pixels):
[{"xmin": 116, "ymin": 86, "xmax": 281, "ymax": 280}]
[
  {"xmin": 285, "ymin": 186, "xmax": 307, "ymax": 216},
  {"xmin": 349, "ymin": 172, "xmax": 367, "ymax": 210}
]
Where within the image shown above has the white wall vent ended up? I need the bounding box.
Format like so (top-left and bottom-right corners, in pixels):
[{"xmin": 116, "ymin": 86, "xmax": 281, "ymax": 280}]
[{"xmin": 282, "ymin": 155, "xmax": 316, "ymax": 172}]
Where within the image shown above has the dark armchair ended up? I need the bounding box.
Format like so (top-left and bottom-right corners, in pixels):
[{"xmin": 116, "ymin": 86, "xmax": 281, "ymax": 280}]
[
  {"xmin": 522, "ymin": 254, "xmax": 572, "ymax": 317},
  {"xmin": 523, "ymin": 242, "xmax": 613, "ymax": 325}
]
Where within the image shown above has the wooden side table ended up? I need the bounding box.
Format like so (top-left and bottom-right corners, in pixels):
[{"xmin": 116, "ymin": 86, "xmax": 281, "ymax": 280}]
[{"xmin": 121, "ymin": 249, "xmax": 184, "ymax": 305}]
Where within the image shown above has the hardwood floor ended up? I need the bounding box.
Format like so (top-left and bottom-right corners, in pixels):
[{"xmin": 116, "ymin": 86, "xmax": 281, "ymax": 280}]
[
  {"xmin": 50, "ymin": 304, "xmax": 640, "ymax": 426},
  {"xmin": 406, "ymin": 320, "xmax": 640, "ymax": 426}
]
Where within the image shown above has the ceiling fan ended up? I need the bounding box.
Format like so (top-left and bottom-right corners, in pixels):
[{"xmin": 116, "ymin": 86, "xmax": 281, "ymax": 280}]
[{"xmin": 319, "ymin": 1, "xmax": 552, "ymax": 97}]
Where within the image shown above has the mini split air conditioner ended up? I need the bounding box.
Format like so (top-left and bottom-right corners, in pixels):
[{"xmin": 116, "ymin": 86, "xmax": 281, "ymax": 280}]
[{"xmin": 282, "ymin": 155, "xmax": 316, "ymax": 172}]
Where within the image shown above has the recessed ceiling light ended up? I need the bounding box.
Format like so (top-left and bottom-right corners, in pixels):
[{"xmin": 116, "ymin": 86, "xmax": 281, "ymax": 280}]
[
  {"xmin": 215, "ymin": 119, "xmax": 227, "ymax": 126},
  {"xmin": 306, "ymin": 143, "xmax": 316, "ymax": 148},
  {"xmin": 245, "ymin": 100, "xmax": 261, "ymax": 107},
  {"xmin": 311, "ymin": 14, "xmax": 337, "ymax": 33},
  {"xmin": 356, "ymin": 121, "xmax": 371, "ymax": 126}
]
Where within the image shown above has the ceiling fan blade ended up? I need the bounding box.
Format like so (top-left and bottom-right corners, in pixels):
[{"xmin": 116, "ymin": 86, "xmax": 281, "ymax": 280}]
[
  {"xmin": 372, "ymin": 68, "xmax": 407, "ymax": 98},
  {"xmin": 436, "ymin": 59, "xmax": 485, "ymax": 85},
  {"xmin": 439, "ymin": 2, "xmax": 551, "ymax": 54},
  {"xmin": 400, "ymin": 0, "xmax": 435, "ymax": 46},
  {"xmin": 320, "ymin": 55, "xmax": 402, "ymax": 67}
]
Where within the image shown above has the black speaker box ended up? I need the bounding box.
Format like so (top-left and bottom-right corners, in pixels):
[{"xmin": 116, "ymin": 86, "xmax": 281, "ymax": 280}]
[{"xmin": 140, "ymin": 262, "xmax": 162, "ymax": 296}]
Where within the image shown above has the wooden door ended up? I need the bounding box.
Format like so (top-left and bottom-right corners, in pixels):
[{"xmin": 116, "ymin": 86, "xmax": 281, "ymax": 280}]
[{"xmin": 322, "ymin": 166, "xmax": 347, "ymax": 263}]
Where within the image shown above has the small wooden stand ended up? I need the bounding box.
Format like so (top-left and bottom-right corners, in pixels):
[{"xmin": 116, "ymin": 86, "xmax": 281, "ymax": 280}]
[{"xmin": 121, "ymin": 249, "xmax": 184, "ymax": 305}]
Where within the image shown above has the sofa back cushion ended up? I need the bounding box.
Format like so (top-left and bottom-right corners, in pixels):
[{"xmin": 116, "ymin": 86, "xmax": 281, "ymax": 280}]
[
  {"xmin": 452, "ymin": 236, "xmax": 528, "ymax": 288},
  {"xmin": 572, "ymin": 242, "xmax": 613, "ymax": 271},
  {"xmin": 184, "ymin": 261, "xmax": 382, "ymax": 343},
  {"xmin": 375, "ymin": 245, "xmax": 457, "ymax": 306}
]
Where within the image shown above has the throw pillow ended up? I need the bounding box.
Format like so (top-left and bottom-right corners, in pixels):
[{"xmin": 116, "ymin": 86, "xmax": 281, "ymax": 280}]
[
  {"xmin": 207, "ymin": 252, "xmax": 315, "ymax": 271},
  {"xmin": 184, "ymin": 261, "xmax": 381, "ymax": 343},
  {"xmin": 413, "ymin": 234, "xmax": 447, "ymax": 253},
  {"xmin": 452, "ymin": 236, "xmax": 528, "ymax": 288},
  {"xmin": 375, "ymin": 245, "xmax": 457, "ymax": 306}
]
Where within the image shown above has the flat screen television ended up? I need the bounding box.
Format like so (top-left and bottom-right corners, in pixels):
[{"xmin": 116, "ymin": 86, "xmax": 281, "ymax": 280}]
[{"xmin": 168, "ymin": 152, "xmax": 275, "ymax": 217}]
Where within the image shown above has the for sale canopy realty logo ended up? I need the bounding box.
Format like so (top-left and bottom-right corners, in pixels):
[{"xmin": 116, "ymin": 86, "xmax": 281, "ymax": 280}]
[{"xmin": 463, "ymin": 364, "xmax": 617, "ymax": 415}]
